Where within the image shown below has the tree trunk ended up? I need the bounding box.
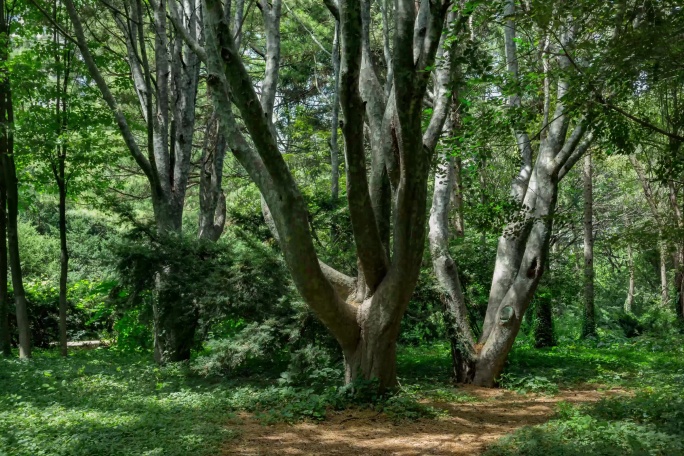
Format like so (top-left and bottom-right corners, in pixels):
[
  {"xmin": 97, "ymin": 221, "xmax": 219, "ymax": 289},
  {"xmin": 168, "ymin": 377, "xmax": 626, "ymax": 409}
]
[
  {"xmin": 533, "ymin": 292, "xmax": 555, "ymax": 348},
  {"xmin": 669, "ymin": 183, "xmax": 684, "ymax": 323},
  {"xmin": 57, "ymin": 169, "xmax": 68, "ymax": 357},
  {"xmin": 2, "ymin": 158, "xmax": 30, "ymax": 359},
  {"xmin": 0, "ymin": 157, "xmax": 10, "ymax": 357},
  {"xmin": 452, "ymin": 155, "xmax": 465, "ymax": 238},
  {"xmin": 625, "ymin": 244, "xmax": 635, "ymax": 313},
  {"xmin": 429, "ymin": 149, "xmax": 476, "ymax": 382},
  {"xmin": 659, "ymin": 237, "xmax": 668, "ymax": 308},
  {"xmin": 330, "ymin": 21, "xmax": 341, "ymax": 206},
  {"xmin": 198, "ymin": 113, "xmax": 227, "ymax": 241},
  {"xmin": 0, "ymin": 8, "xmax": 30, "ymax": 357},
  {"xmin": 462, "ymin": 0, "xmax": 593, "ymax": 387},
  {"xmin": 428, "ymin": 90, "xmax": 476, "ymax": 382},
  {"xmin": 582, "ymin": 153, "xmax": 596, "ymax": 338},
  {"xmin": 674, "ymin": 246, "xmax": 684, "ymax": 323}
]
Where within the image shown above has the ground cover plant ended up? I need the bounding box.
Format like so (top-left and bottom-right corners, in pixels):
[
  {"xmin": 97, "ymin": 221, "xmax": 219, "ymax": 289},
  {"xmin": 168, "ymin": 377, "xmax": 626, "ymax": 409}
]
[{"xmin": 2, "ymin": 334, "xmax": 683, "ymax": 455}]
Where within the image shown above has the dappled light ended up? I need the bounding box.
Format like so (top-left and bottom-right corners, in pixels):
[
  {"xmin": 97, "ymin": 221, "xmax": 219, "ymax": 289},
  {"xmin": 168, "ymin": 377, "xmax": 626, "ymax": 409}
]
[{"xmin": 1, "ymin": 0, "xmax": 684, "ymax": 454}]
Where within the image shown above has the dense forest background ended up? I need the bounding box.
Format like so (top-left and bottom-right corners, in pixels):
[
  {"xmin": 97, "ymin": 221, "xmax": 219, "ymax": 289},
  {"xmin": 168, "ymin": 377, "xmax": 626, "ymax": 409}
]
[{"xmin": 1, "ymin": 0, "xmax": 684, "ymax": 455}]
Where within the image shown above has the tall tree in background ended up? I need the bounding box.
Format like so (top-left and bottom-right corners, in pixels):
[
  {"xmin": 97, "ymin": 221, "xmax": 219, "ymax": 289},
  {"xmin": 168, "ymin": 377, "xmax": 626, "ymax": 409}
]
[
  {"xmin": 0, "ymin": 0, "xmax": 30, "ymax": 358},
  {"xmin": 62, "ymin": 0, "xmax": 202, "ymax": 362},
  {"xmin": 582, "ymin": 153, "xmax": 596, "ymax": 338},
  {"xmin": 0, "ymin": 153, "xmax": 9, "ymax": 357}
]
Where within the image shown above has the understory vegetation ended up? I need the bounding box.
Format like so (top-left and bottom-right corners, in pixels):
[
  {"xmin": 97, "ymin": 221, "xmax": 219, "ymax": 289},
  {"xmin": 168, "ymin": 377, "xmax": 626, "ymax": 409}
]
[{"xmin": 2, "ymin": 333, "xmax": 683, "ymax": 455}]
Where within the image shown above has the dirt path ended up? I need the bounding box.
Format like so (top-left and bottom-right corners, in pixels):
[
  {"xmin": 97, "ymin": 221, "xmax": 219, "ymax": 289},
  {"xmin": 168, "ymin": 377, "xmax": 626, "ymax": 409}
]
[{"xmin": 223, "ymin": 386, "xmax": 622, "ymax": 456}]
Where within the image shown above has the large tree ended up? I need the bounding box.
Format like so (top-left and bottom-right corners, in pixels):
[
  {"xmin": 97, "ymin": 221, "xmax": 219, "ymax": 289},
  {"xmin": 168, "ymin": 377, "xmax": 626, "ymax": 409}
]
[
  {"xmin": 429, "ymin": 0, "xmax": 596, "ymax": 385},
  {"xmin": 188, "ymin": 0, "xmax": 460, "ymax": 389}
]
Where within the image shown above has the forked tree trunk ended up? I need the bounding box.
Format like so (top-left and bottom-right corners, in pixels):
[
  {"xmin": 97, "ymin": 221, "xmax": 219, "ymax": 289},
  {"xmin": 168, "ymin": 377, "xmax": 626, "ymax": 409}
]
[
  {"xmin": 66, "ymin": 0, "xmax": 203, "ymax": 363},
  {"xmin": 431, "ymin": 0, "xmax": 597, "ymax": 386},
  {"xmin": 202, "ymin": 0, "xmax": 453, "ymax": 390},
  {"xmin": 0, "ymin": 158, "xmax": 10, "ymax": 357},
  {"xmin": 582, "ymin": 153, "xmax": 596, "ymax": 338}
]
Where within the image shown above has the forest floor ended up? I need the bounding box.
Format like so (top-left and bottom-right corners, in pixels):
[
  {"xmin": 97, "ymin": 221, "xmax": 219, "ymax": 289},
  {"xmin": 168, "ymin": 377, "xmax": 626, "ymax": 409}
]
[
  {"xmin": 1, "ymin": 335, "xmax": 683, "ymax": 456},
  {"xmin": 225, "ymin": 386, "xmax": 620, "ymax": 456}
]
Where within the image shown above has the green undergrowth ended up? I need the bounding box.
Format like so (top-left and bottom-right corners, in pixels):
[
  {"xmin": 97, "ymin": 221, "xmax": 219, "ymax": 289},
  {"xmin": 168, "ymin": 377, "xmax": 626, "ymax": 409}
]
[
  {"xmin": 487, "ymin": 335, "xmax": 684, "ymax": 455},
  {"xmin": 501, "ymin": 334, "xmax": 684, "ymax": 391},
  {"xmin": 3, "ymin": 336, "xmax": 682, "ymax": 456},
  {"xmin": 0, "ymin": 345, "xmax": 464, "ymax": 456},
  {"xmin": 0, "ymin": 350, "xmax": 239, "ymax": 456}
]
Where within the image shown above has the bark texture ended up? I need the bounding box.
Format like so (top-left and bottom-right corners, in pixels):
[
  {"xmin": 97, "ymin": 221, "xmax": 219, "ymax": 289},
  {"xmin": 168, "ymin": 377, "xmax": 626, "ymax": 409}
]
[{"xmin": 625, "ymin": 244, "xmax": 635, "ymax": 313}]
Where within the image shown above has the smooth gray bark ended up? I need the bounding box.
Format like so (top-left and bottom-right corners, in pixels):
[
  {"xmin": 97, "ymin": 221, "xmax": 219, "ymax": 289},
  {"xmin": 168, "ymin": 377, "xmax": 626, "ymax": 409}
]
[
  {"xmin": 428, "ymin": 110, "xmax": 476, "ymax": 382},
  {"xmin": 470, "ymin": 5, "xmax": 594, "ymax": 386},
  {"xmin": 330, "ymin": 22, "xmax": 341, "ymax": 205}
]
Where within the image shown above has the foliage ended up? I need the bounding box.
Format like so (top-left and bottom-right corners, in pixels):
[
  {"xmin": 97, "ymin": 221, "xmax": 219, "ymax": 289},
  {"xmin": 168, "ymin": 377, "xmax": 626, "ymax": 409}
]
[{"xmin": 0, "ymin": 350, "xmax": 238, "ymax": 456}]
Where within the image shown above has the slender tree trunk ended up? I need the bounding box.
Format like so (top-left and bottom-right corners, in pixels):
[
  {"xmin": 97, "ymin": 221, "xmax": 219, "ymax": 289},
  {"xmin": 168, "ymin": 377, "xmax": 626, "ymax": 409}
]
[
  {"xmin": 674, "ymin": 245, "xmax": 684, "ymax": 323},
  {"xmin": 625, "ymin": 244, "xmax": 635, "ymax": 313},
  {"xmin": 2, "ymin": 157, "xmax": 30, "ymax": 359},
  {"xmin": 0, "ymin": 6, "xmax": 30, "ymax": 357},
  {"xmin": 669, "ymin": 183, "xmax": 684, "ymax": 322},
  {"xmin": 57, "ymin": 171, "xmax": 68, "ymax": 357},
  {"xmin": 330, "ymin": 22, "xmax": 341, "ymax": 206},
  {"xmin": 452, "ymin": 155, "xmax": 465, "ymax": 238},
  {"xmin": 0, "ymin": 158, "xmax": 10, "ymax": 357},
  {"xmin": 659, "ymin": 237, "xmax": 668, "ymax": 308},
  {"xmin": 429, "ymin": 133, "xmax": 476, "ymax": 382},
  {"xmin": 582, "ymin": 153, "xmax": 596, "ymax": 338}
]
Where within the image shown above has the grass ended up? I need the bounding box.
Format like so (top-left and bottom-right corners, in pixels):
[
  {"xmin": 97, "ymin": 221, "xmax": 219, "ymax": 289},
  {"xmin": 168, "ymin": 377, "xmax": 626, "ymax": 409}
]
[{"xmin": 2, "ymin": 334, "xmax": 683, "ymax": 456}]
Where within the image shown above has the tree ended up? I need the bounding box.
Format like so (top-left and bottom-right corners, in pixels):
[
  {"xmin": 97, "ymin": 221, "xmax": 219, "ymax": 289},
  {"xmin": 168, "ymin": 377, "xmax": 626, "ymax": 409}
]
[
  {"xmin": 429, "ymin": 0, "xmax": 597, "ymax": 385},
  {"xmin": 61, "ymin": 0, "xmax": 203, "ymax": 362},
  {"xmin": 192, "ymin": 0, "xmax": 460, "ymax": 390},
  {"xmin": 0, "ymin": 0, "xmax": 30, "ymax": 358},
  {"xmin": 582, "ymin": 152, "xmax": 596, "ymax": 338},
  {"xmin": 0, "ymin": 149, "xmax": 9, "ymax": 357}
]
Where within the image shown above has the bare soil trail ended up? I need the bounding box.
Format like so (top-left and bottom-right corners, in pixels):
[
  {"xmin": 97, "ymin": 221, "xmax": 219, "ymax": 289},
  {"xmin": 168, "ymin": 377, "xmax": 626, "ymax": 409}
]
[{"xmin": 223, "ymin": 386, "xmax": 624, "ymax": 456}]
